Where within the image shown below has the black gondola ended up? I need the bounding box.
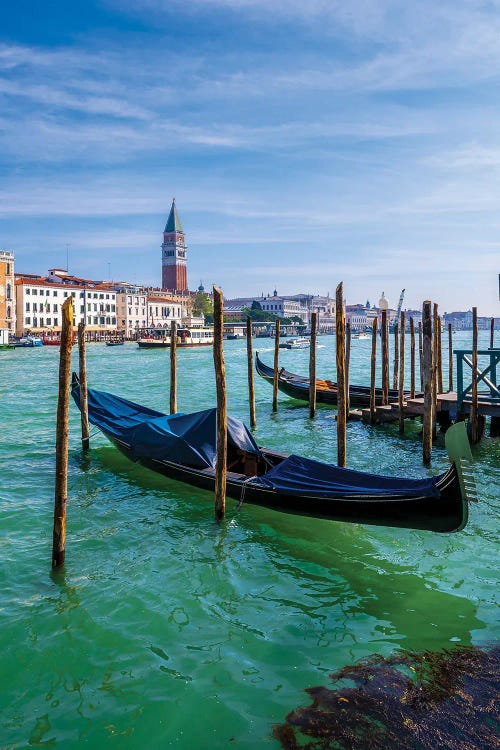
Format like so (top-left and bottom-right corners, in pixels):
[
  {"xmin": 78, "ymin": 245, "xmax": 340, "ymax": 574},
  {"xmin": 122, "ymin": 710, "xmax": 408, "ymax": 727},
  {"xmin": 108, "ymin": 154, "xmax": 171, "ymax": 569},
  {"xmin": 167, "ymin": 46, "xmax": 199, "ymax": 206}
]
[
  {"xmin": 71, "ymin": 375, "xmax": 476, "ymax": 532},
  {"xmin": 255, "ymin": 352, "xmax": 421, "ymax": 407}
]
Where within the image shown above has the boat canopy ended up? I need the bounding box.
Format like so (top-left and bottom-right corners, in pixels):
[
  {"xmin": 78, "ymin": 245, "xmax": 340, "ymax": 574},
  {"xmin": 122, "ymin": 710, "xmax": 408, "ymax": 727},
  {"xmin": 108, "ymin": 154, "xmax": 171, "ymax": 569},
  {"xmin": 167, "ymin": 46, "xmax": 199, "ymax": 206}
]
[
  {"xmin": 72, "ymin": 381, "xmax": 262, "ymax": 470},
  {"xmin": 251, "ymin": 453, "xmax": 439, "ymax": 499}
]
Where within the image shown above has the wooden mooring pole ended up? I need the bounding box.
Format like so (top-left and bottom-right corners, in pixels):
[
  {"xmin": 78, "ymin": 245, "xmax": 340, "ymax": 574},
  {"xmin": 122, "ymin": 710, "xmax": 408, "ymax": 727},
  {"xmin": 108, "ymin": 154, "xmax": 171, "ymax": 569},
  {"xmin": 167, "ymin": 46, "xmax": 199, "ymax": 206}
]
[
  {"xmin": 422, "ymin": 301, "xmax": 433, "ymax": 465},
  {"xmin": 52, "ymin": 298, "xmax": 74, "ymax": 568},
  {"xmin": 272, "ymin": 318, "xmax": 280, "ymax": 413},
  {"xmin": 345, "ymin": 321, "xmax": 351, "ymax": 416},
  {"xmin": 381, "ymin": 310, "xmax": 389, "ymax": 405},
  {"xmin": 309, "ymin": 312, "xmax": 317, "ymax": 419},
  {"xmin": 418, "ymin": 321, "xmax": 423, "ymax": 391},
  {"xmin": 77, "ymin": 321, "xmax": 89, "ymax": 451},
  {"xmin": 437, "ymin": 315, "xmax": 443, "ymax": 396},
  {"xmin": 246, "ymin": 317, "xmax": 256, "ymax": 429},
  {"xmin": 170, "ymin": 320, "xmax": 177, "ymax": 414},
  {"xmin": 398, "ymin": 312, "xmax": 405, "ymax": 434},
  {"xmin": 370, "ymin": 317, "xmax": 378, "ymax": 424},
  {"xmin": 448, "ymin": 323, "xmax": 453, "ymax": 392},
  {"xmin": 213, "ymin": 285, "xmax": 227, "ymax": 522},
  {"xmin": 432, "ymin": 303, "xmax": 439, "ymax": 437},
  {"xmin": 490, "ymin": 318, "xmax": 495, "ymax": 349},
  {"xmin": 336, "ymin": 283, "xmax": 346, "ymax": 467},
  {"xmin": 410, "ymin": 317, "xmax": 416, "ymax": 399},
  {"xmin": 393, "ymin": 321, "xmax": 399, "ymax": 391},
  {"xmin": 470, "ymin": 307, "xmax": 479, "ymax": 445}
]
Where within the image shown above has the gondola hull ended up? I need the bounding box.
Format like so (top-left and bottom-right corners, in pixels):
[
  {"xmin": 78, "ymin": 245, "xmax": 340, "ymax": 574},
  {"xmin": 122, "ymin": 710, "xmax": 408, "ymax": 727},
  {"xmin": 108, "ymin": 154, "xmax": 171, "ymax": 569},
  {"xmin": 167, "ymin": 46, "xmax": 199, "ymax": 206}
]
[
  {"xmin": 255, "ymin": 352, "xmax": 419, "ymax": 407},
  {"xmin": 71, "ymin": 376, "xmax": 473, "ymax": 533},
  {"xmin": 107, "ymin": 435, "xmax": 466, "ymax": 532}
]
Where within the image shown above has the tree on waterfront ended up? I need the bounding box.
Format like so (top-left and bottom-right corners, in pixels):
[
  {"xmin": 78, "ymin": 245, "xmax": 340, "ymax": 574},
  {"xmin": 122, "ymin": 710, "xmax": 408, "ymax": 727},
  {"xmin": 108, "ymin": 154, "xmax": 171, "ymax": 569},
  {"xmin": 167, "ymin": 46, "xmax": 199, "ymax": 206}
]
[
  {"xmin": 192, "ymin": 292, "xmax": 214, "ymax": 323},
  {"xmin": 241, "ymin": 305, "xmax": 278, "ymax": 322}
]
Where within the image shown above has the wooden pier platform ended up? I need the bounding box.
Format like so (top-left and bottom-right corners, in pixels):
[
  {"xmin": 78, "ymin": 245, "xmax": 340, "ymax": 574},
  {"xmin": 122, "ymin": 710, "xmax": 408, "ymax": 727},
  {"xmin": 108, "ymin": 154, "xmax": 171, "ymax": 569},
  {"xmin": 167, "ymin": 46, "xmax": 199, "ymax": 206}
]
[{"xmin": 357, "ymin": 391, "xmax": 500, "ymax": 425}]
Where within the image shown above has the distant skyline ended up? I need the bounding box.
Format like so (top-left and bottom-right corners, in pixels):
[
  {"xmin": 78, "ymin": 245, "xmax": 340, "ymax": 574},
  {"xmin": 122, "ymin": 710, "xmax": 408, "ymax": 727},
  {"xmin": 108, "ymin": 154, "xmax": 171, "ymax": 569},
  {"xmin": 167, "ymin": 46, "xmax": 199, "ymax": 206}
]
[{"xmin": 1, "ymin": 0, "xmax": 500, "ymax": 315}]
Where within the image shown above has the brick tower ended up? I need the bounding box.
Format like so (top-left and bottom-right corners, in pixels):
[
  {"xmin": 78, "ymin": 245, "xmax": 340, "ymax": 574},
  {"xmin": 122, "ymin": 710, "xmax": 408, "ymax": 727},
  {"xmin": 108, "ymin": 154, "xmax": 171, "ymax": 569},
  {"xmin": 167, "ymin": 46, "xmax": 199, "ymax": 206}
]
[{"xmin": 161, "ymin": 198, "xmax": 188, "ymax": 292}]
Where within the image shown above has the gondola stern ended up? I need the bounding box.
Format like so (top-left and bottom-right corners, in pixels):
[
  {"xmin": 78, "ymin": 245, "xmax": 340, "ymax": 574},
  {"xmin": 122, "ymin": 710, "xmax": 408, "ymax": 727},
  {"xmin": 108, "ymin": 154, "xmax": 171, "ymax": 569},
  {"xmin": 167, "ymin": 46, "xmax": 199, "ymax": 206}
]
[{"xmin": 445, "ymin": 421, "xmax": 477, "ymax": 505}]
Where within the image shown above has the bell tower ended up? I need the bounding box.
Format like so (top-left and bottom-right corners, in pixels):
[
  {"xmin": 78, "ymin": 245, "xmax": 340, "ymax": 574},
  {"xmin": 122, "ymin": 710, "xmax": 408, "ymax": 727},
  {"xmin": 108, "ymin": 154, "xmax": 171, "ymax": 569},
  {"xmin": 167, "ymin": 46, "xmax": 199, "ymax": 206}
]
[{"xmin": 161, "ymin": 198, "xmax": 188, "ymax": 292}]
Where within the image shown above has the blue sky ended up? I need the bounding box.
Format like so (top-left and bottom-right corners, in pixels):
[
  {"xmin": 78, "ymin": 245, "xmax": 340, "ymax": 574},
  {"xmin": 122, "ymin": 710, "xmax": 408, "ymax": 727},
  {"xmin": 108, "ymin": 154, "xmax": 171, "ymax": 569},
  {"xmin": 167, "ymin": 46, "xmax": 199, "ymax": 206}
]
[{"xmin": 1, "ymin": 0, "xmax": 499, "ymax": 314}]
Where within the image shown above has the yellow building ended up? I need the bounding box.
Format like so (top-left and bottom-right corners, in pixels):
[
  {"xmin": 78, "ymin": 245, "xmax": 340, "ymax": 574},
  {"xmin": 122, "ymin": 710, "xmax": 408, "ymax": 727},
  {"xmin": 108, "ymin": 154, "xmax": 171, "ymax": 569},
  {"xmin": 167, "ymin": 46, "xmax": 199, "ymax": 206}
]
[{"xmin": 0, "ymin": 250, "xmax": 15, "ymax": 332}]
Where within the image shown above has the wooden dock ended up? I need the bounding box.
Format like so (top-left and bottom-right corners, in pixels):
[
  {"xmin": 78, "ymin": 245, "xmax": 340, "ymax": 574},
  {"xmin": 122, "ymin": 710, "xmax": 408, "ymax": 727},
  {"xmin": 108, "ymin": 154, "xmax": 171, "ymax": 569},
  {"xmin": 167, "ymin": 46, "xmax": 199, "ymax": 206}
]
[{"xmin": 353, "ymin": 390, "xmax": 500, "ymax": 430}]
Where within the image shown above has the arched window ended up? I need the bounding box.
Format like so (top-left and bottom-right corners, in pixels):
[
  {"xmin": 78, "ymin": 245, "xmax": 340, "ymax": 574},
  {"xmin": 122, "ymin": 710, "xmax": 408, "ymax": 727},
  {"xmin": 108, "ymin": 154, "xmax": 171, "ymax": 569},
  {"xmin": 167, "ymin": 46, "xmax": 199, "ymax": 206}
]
[
  {"xmin": 7, "ymin": 306, "xmax": 11, "ymax": 319},
  {"xmin": 6, "ymin": 283, "xmax": 11, "ymax": 300}
]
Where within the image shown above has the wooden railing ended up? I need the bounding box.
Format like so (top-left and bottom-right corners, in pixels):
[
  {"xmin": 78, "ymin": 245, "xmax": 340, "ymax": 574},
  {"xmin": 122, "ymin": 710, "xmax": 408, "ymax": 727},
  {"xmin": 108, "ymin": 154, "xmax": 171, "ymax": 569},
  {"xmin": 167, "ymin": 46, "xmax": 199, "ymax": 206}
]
[{"xmin": 455, "ymin": 348, "xmax": 500, "ymax": 412}]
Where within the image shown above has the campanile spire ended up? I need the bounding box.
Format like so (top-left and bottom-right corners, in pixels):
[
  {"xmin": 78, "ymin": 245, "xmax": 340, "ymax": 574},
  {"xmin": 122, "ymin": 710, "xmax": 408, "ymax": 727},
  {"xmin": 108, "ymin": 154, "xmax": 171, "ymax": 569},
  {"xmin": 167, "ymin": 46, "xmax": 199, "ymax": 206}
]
[{"xmin": 161, "ymin": 198, "xmax": 188, "ymax": 292}]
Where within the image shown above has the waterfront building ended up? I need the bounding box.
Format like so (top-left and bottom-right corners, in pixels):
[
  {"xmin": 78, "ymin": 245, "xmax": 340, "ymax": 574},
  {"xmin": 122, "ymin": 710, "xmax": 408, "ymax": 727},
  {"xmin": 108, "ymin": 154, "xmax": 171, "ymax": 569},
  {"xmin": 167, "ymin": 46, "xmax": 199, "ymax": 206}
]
[
  {"xmin": 223, "ymin": 298, "xmax": 257, "ymax": 320},
  {"xmin": 287, "ymin": 293, "xmax": 336, "ymax": 331},
  {"xmin": 443, "ymin": 311, "xmax": 473, "ymax": 330},
  {"xmin": 114, "ymin": 284, "xmax": 148, "ymax": 337},
  {"xmin": 0, "ymin": 250, "xmax": 15, "ymax": 332},
  {"xmin": 346, "ymin": 304, "xmax": 368, "ymax": 331},
  {"xmin": 254, "ymin": 291, "xmax": 303, "ymax": 320},
  {"xmin": 147, "ymin": 294, "xmax": 186, "ymax": 329},
  {"xmin": 161, "ymin": 198, "xmax": 188, "ymax": 292},
  {"xmin": 15, "ymin": 270, "xmax": 117, "ymax": 335}
]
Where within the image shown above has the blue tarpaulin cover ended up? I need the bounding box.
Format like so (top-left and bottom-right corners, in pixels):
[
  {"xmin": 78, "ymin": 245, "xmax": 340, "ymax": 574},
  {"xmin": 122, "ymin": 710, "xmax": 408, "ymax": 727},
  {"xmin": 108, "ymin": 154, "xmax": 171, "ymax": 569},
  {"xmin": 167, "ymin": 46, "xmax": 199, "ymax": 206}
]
[
  {"xmin": 72, "ymin": 383, "xmax": 262, "ymax": 469},
  {"xmin": 252, "ymin": 453, "xmax": 439, "ymax": 499}
]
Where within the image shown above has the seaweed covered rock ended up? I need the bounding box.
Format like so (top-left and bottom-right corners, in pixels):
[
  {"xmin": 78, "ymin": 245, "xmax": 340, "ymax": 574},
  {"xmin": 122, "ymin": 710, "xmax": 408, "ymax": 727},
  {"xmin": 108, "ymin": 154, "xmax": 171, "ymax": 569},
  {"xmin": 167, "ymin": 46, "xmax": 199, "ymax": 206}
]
[{"xmin": 274, "ymin": 645, "xmax": 499, "ymax": 750}]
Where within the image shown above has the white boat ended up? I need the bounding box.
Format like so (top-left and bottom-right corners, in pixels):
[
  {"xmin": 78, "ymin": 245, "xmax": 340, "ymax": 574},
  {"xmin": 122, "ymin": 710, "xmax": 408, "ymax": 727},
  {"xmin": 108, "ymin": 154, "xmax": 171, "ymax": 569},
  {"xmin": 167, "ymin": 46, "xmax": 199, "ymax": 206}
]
[
  {"xmin": 279, "ymin": 337, "xmax": 310, "ymax": 350},
  {"xmin": 352, "ymin": 331, "xmax": 369, "ymax": 340},
  {"xmin": 138, "ymin": 326, "xmax": 214, "ymax": 348}
]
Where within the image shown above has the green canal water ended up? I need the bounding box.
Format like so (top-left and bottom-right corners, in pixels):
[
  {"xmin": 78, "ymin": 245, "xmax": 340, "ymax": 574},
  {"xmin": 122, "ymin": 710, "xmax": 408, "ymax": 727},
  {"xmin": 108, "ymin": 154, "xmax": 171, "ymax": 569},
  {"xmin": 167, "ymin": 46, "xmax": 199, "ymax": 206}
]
[{"xmin": 0, "ymin": 332, "xmax": 498, "ymax": 749}]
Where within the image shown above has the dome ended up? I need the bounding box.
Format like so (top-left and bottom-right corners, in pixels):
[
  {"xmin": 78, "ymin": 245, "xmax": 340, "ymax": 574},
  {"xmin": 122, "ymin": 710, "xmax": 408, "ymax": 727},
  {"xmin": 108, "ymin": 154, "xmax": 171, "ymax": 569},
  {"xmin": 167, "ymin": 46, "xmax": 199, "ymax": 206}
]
[{"xmin": 378, "ymin": 292, "xmax": 389, "ymax": 310}]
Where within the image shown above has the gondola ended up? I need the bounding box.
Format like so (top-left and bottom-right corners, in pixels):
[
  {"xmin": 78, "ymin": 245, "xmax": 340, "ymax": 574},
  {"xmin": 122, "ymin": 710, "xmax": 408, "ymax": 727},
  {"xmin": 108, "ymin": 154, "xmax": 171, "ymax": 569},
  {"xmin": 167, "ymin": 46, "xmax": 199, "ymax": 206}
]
[
  {"xmin": 71, "ymin": 375, "xmax": 475, "ymax": 532},
  {"xmin": 255, "ymin": 352, "xmax": 420, "ymax": 407}
]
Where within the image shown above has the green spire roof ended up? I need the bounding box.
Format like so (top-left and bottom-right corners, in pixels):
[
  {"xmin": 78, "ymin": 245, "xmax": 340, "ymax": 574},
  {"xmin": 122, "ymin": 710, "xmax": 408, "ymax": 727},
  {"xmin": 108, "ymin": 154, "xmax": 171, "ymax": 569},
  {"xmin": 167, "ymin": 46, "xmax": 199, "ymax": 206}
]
[{"xmin": 164, "ymin": 198, "xmax": 183, "ymax": 233}]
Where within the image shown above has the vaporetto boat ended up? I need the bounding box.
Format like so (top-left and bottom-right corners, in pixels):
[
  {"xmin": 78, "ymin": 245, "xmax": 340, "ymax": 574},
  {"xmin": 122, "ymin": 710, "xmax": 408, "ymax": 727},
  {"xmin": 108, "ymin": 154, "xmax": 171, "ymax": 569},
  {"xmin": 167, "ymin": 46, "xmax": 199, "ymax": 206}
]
[{"xmin": 137, "ymin": 326, "xmax": 214, "ymax": 348}]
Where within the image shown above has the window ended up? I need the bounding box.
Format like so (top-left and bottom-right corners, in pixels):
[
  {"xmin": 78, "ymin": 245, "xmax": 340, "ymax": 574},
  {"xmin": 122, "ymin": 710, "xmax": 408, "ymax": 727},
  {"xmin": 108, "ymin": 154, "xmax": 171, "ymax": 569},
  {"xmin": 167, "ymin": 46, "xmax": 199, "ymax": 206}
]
[
  {"xmin": 25, "ymin": 302, "xmax": 30, "ymax": 312},
  {"xmin": 64, "ymin": 292, "xmax": 68, "ymax": 298},
  {"xmin": 111, "ymin": 304, "xmax": 115, "ymax": 312},
  {"xmin": 25, "ymin": 317, "xmax": 31, "ymax": 324},
  {"xmin": 112, "ymin": 318, "xmax": 116, "ymax": 325},
  {"xmin": 80, "ymin": 292, "xmax": 84, "ymax": 298},
  {"xmin": 87, "ymin": 303, "xmax": 91, "ymax": 311},
  {"xmin": 46, "ymin": 318, "xmax": 51, "ymax": 326},
  {"xmin": 80, "ymin": 306, "xmax": 85, "ymax": 314},
  {"xmin": 99, "ymin": 294, "xmax": 104, "ymax": 299},
  {"xmin": 26, "ymin": 288, "xmax": 31, "ymax": 295},
  {"xmin": 71, "ymin": 292, "xmax": 76, "ymax": 298},
  {"xmin": 6, "ymin": 283, "xmax": 11, "ymax": 300},
  {"xmin": 94, "ymin": 317, "xmax": 98, "ymax": 325},
  {"xmin": 33, "ymin": 303, "xmax": 37, "ymax": 312},
  {"xmin": 53, "ymin": 291, "xmax": 57, "ymax": 297},
  {"xmin": 7, "ymin": 306, "xmax": 11, "ymax": 319},
  {"xmin": 87, "ymin": 316, "xmax": 92, "ymax": 324},
  {"xmin": 46, "ymin": 290, "xmax": 50, "ymax": 296},
  {"xmin": 33, "ymin": 289, "xmax": 37, "ymax": 295},
  {"xmin": 6, "ymin": 263, "xmax": 10, "ymax": 275},
  {"xmin": 53, "ymin": 304, "xmax": 58, "ymax": 312}
]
